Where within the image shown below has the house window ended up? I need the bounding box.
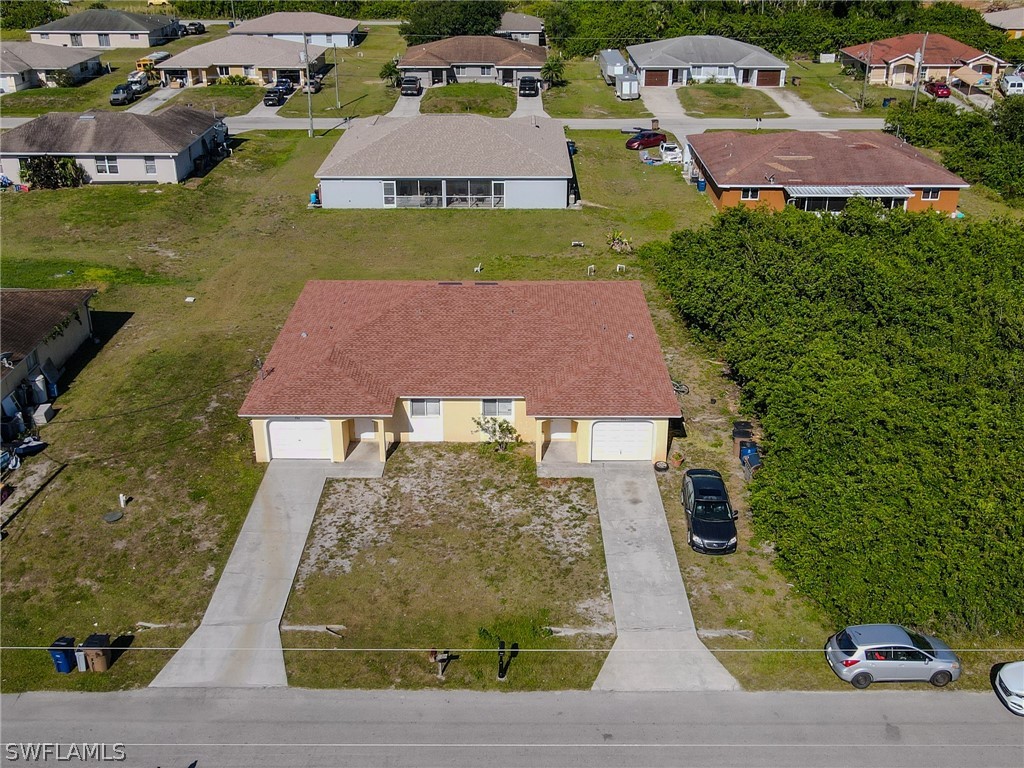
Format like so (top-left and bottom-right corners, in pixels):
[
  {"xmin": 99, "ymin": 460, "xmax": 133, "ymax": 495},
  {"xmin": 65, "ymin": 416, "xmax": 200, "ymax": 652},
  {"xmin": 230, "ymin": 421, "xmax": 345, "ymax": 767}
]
[
  {"xmin": 482, "ymin": 399, "xmax": 513, "ymax": 417},
  {"xmin": 130, "ymin": 33, "xmax": 139, "ymax": 40},
  {"xmin": 95, "ymin": 156, "xmax": 118, "ymax": 174},
  {"xmin": 325, "ymin": 34, "xmax": 333, "ymax": 44},
  {"xmin": 40, "ymin": 33, "xmax": 49, "ymax": 40},
  {"xmin": 98, "ymin": 34, "xmax": 110, "ymax": 47},
  {"xmin": 243, "ymin": 66, "xmax": 255, "ymax": 77},
  {"xmin": 71, "ymin": 34, "xmax": 83, "ymax": 46},
  {"xmin": 921, "ymin": 188, "xmax": 941, "ymax": 200},
  {"xmin": 740, "ymin": 188, "xmax": 760, "ymax": 200},
  {"xmin": 144, "ymin": 156, "xmax": 156, "ymax": 175},
  {"xmin": 217, "ymin": 66, "xmax": 230, "ymax": 77},
  {"xmin": 481, "ymin": 66, "xmax": 492, "ymax": 76},
  {"xmin": 25, "ymin": 350, "xmax": 39, "ymax": 371},
  {"xmin": 410, "ymin": 399, "xmax": 441, "ymax": 416},
  {"xmin": 454, "ymin": 66, "xmax": 467, "ymax": 76}
]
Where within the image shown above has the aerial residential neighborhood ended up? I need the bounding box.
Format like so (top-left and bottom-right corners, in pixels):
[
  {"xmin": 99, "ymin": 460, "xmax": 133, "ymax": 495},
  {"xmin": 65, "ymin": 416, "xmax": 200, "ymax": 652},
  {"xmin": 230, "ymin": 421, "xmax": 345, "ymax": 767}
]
[{"xmin": 0, "ymin": 0, "xmax": 1022, "ymax": 764}]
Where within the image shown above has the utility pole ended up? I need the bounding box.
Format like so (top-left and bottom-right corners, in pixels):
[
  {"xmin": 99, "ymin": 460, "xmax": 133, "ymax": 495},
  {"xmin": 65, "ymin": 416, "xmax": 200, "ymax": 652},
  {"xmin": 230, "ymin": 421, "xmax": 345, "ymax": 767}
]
[
  {"xmin": 912, "ymin": 32, "xmax": 928, "ymax": 111},
  {"xmin": 859, "ymin": 42, "xmax": 872, "ymax": 111},
  {"xmin": 302, "ymin": 37, "xmax": 313, "ymax": 138},
  {"xmin": 333, "ymin": 41, "xmax": 340, "ymax": 110}
]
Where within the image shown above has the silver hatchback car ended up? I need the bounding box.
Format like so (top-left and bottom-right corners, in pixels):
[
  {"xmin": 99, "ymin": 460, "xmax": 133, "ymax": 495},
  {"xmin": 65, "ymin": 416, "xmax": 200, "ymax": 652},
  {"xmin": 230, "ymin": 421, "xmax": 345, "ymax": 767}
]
[{"xmin": 824, "ymin": 624, "xmax": 961, "ymax": 689}]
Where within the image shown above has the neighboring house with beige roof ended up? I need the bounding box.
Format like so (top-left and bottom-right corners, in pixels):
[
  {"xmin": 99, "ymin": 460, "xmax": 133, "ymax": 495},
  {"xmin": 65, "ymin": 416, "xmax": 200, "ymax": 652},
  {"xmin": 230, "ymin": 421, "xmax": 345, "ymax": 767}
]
[
  {"xmin": 0, "ymin": 42, "xmax": 103, "ymax": 93},
  {"xmin": 398, "ymin": 35, "xmax": 546, "ymax": 88},
  {"xmin": 983, "ymin": 7, "xmax": 1024, "ymax": 39},
  {"xmin": 0, "ymin": 106, "xmax": 227, "ymax": 185},
  {"xmin": 686, "ymin": 130, "xmax": 968, "ymax": 214},
  {"xmin": 28, "ymin": 9, "xmax": 179, "ymax": 49},
  {"xmin": 496, "ymin": 12, "xmax": 545, "ymax": 47},
  {"xmin": 155, "ymin": 36, "xmax": 327, "ymax": 87},
  {"xmin": 314, "ymin": 115, "xmax": 576, "ymax": 209},
  {"xmin": 627, "ymin": 35, "xmax": 788, "ymax": 87},
  {"xmin": 239, "ymin": 280, "xmax": 680, "ymax": 465},
  {"xmin": 227, "ymin": 11, "xmax": 361, "ymax": 47},
  {"xmin": 840, "ymin": 33, "xmax": 1006, "ymax": 86}
]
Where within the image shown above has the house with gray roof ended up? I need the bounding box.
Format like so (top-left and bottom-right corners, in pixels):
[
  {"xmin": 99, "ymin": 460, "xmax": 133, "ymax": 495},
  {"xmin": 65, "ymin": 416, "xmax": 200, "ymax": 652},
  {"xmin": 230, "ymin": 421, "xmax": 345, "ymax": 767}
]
[
  {"xmin": 314, "ymin": 115, "xmax": 575, "ymax": 209},
  {"xmin": 0, "ymin": 106, "xmax": 227, "ymax": 185},
  {"xmin": 0, "ymin": 42, "xmax": 103, "ymax": 93},
  {"xmin": 155, "ymin": 36, "xmax": 327, "ymax": 87},
  {"xmin": 398, "ymin": 36, "xmax": 546, "ymax": 88},
  {"xmin": 29, "ymin": 9, "xmax": 180, "ymax": 49},
  {"xmin": 496, "ymin": 12, "xmax": 545, "ymax": 47},
  {"xmin": 228, "ymin": 11, "xmax": 361, "ymax": 48},
  {"xmin": 627, "ymin": 35, "xmax": 787, "ymax": 88}
]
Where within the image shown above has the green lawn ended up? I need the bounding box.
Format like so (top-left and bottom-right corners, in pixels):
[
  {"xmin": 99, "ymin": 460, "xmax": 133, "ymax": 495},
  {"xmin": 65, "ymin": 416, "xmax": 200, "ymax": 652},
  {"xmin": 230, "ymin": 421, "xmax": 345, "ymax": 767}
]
[
  {"xmin": 420, "ymin": 82, "xmax": 516, "ymax": 118},
  {"xmin": 543, "ymin": 59, "xmax": 652, "ymax": 119},
  {"xmin": 278, "ymin": 25, "xmax": 401, "ymax": 119},
  {"xmin": 786, "ymin": 60, "xmax": 910, "ymax": 117},
  {"xmin": 0, "ymin": 27, "xmax": 229, "ymax": 117},
  {"xmin": 677, "ymin": 83, "xmax": 786, "ymax": 118},
  {"xmin": 161, "ymin": 84, "xmax": 264, "ymax": 117}
]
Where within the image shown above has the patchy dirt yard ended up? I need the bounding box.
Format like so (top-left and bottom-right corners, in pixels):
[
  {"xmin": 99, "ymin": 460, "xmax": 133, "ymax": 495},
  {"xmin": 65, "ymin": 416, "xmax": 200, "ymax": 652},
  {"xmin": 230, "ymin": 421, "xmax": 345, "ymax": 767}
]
[{"xmin": 283, "ymin": 443, "xmax": 613, "ymax": 690}]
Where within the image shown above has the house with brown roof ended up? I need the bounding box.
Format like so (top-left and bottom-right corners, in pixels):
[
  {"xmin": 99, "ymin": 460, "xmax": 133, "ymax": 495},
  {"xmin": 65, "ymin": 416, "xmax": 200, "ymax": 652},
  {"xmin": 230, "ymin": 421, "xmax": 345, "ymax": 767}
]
[
  {"xmin": 398, "ymin": 35, "xmax": 546, "ymax": 88},
  {"xmin": 0, "ymin": 42, "xmax": 104, "ymax": 93},
  {"xmin": 1, "ymin": 289, "xmax": 96, "ymax": 432},
  {"xmin": 227, "ymin": 11, "xmax": 361, "ymax": 48},
  {"xmin": 686, "ymin": 131, "xmax": 968, "ymax": 214},
  {"xmin": 496, "ymin": 12, "xmax": 545, "ymax": 47},
  {"xmin": 0, "ymin": 106, "xmax": 227, "ymax": 185},
  {"xmin": 314, "ymin": 114, "xmax": 575, "ymax": 209},
  {"xmin": 984, "ymin": 8, "xmax": 1024, "ymax": 39},
  {"xmin": 839, "ymin": 33, "xmax": 1006, "ymax": 87},
  {"xmin": 155, "ymin": 36, "xmax": 327, "ymax": 87},
  {"xmin": 627, "ymin": 35, "xmax": 787, "ymax": 88},
  {"xmin": 28, "ymin": 9, "xmax": 180, "ymax": 49},
  {"xmin": 239, "ymin": 281, "xmax": 679, "ymax": 465}
]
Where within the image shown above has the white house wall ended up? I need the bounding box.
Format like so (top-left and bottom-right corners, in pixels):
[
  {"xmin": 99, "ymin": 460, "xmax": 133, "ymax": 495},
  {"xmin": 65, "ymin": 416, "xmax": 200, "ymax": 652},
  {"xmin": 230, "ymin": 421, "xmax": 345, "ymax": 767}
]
[
  {"xmin": 505, "ymin": 179, "xmax": 567, "ymax": 208},
  {"xmin": 29, "ymin": 31, "xmax": 167, "ymax": 48},
  {"xmin": 319, "ymin": 179, "xmax": 384, "ymax": 208},
  {"xmin": 247, "ymin": 32, "xmax": 353, "ymax": 47}
]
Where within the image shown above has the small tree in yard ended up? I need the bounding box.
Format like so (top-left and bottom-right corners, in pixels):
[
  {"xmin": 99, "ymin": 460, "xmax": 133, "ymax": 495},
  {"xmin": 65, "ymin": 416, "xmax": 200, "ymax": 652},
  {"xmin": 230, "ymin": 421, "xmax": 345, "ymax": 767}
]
[
  {"xmin": 472, "ymin": 417, "xmax": 521, "ymax": 452},
  {"xmin": 541, "ymin": 56, "xmax": 566, "ymax": 87},
  {"xmin": 22, "ymin": 156, "xmax": 87, "ymax": 189},
  {"xmin": 379, "ymin": 60, "xmax": 401, "ymax": 87}
]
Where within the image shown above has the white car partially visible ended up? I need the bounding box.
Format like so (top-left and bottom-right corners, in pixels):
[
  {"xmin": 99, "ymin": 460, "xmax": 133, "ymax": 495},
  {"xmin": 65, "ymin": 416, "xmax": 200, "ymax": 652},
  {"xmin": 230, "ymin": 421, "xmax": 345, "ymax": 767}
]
[
  {"xmin": 659, "ymin": 141, "xmax": 683, "ymax": 164},
  {"xmin": 995, "ymin": 661, "xmax": 1024, "ymax": 717}
]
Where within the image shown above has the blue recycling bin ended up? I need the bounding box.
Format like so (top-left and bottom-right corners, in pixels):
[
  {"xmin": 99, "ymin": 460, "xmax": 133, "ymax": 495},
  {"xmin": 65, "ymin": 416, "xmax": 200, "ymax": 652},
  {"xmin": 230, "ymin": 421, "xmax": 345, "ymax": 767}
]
[
  {"xmin": 696, "ymin": 178, "xmax": 707, "ymax": 192},
  {"xmin": 49, "ymin": 636, "xmax": 76, "ymax": 674},
  {"xmin": 739, "ymin": 440, "xmax": 759, "ymax": 462}
]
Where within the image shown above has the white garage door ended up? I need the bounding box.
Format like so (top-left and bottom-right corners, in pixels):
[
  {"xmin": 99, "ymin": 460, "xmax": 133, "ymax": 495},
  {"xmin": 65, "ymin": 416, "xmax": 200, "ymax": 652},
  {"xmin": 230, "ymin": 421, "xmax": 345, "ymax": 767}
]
[
  {"xmin": 591, "ymin": 420, "xmax": 654, "ymax": 461},
  {"xmin": 267, "ymin": 419, "xmax": 331, "ymax": 459}
]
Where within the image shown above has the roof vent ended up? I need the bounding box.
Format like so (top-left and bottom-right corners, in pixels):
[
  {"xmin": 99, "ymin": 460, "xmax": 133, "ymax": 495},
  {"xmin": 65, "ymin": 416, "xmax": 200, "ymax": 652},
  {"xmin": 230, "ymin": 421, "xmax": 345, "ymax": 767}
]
[
  {"xmin": 437, "ymin": 281, "xmax": 463, "ymax": 286},
  {"xmin": 474, "ymin": 282, "xmax": 498, "ymax": 286},
  {"xmin": 78, "ymin": 114, "xmax": 97, "ymax": 120}
]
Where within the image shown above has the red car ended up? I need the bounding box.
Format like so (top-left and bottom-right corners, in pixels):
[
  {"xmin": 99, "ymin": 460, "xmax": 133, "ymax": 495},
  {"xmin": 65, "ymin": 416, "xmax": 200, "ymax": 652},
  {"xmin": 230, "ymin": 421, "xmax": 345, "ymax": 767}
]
[
  {"xmin": 625, "ymin": 130, "xmax": 667, "ymax": 150},
  {"xmin": 924, "ymin": 81, "xmax": 951, "ymax": 98}
]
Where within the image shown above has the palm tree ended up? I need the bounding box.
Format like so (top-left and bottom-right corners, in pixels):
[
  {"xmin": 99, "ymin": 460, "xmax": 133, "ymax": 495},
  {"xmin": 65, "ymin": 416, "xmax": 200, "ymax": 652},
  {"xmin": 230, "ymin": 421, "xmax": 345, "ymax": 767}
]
[
  {"xmin": 379, "ymin": 60, "xmax": 401, "ymax": 87},
  {"xmin": 541, "ymin": 56, "xmax": 566, "ymax": 88}
]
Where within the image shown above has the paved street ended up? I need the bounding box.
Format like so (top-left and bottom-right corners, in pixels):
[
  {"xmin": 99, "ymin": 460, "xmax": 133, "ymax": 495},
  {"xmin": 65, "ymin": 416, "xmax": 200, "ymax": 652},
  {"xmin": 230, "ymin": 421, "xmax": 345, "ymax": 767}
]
[{"xmin": 2, "ymin": 688, "xmax": 1020, "ymax": 767}]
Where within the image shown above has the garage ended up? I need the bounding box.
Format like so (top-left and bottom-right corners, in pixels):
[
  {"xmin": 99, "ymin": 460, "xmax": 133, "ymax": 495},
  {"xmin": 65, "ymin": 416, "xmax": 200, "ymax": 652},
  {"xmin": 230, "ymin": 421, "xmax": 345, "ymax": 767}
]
[
  {"xmin": 591, "ymin": 420, "xmax": 654, "ymax": 461},
  {"xmin": 644, "ymin": 69, "xmax": 670, "ymax": 86},
  {"xmin": 267, "ymin": 419, "xmax": 331, "ymax": 459},
  {"xmin": 755, "ymin": 69, "xmax": 783, "ymax": 86}
]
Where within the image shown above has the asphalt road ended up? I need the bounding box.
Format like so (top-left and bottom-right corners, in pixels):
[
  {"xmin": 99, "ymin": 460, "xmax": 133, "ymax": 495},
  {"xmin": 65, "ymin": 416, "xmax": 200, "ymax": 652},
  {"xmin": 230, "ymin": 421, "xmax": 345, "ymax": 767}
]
[{"xmin": 2, "ymin": 689, "xmax": 1021, "ymax": 767}]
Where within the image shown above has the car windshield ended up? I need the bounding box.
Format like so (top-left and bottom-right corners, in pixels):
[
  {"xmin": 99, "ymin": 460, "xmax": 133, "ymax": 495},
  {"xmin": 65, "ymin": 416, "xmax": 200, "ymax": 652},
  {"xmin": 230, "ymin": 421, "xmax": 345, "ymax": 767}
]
[
  {"xmin": 835, "ymin": 630, "xmax": 857, "ymax": 655},
  {"xmin": 694, "ymin": 501, "xmax": 732, "ymax": 521},
  {"xmin": 907, "ymin": 631, "xmax": 934, "ymax": 653}
]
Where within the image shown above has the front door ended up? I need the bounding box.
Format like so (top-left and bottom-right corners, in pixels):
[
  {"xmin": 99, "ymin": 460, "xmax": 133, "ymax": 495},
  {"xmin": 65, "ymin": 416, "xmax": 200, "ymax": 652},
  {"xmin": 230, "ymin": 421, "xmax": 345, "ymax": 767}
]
[
  {"xmin": 491, "ymin": 181, "xmax": 504, "ymax": 208},
  {"xmin": 501, "ymin": 68, "xmax": 513, "ymax": 85},
  {"xmin": 383, "ymin": 181, "xmax": 396, "ymax": 208}
]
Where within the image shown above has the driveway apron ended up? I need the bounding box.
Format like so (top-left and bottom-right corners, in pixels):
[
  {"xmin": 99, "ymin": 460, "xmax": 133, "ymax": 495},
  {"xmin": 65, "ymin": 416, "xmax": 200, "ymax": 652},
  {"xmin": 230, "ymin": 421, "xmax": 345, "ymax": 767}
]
[
  {"xmin": 511, "ymin": 90, "xmax": 548, "ymax": 118},
  {"xmin": 387, "ymin": 92, "xmax": 422, "ymax": 117},
  {"xmin": 126, "ymin": 86, "xmax": 181, "ymax": 115},
  {"xmin": 639, "ymin": 86, "xmax": 687, "ymax": 121},
  {"xmin": 150, "ymin": 458, "xmax": 382, "ymax": 687},
  {"xmin": 760, "ymin": 87, "xmax": 821, "ymax": 119},
  {"xmin": 540, "ymin": 461, "xmax": 739, "ymax": 691}
]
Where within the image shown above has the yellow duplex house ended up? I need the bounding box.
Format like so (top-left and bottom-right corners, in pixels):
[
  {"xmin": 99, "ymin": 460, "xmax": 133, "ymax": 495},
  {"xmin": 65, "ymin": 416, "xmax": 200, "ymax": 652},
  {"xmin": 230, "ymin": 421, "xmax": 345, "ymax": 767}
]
[
  {"xmin": 239, "ymin": 280, "xmax": 681, "ymax": 465},
  {"xmin": 154, "ymin": 35, "xmax": 326, "ymax": 87}
]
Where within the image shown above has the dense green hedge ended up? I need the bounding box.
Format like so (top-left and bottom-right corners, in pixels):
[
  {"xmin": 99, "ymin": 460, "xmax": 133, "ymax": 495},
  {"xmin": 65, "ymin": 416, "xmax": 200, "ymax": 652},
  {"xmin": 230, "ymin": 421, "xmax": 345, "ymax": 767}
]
[
  {"xmin": 170, "ymin": 0, "xmax": 412, "ymax": 21},
  {"xmin": 0, "ymin": 0, "xmax": 66, "ymax": 30},
  {"xmin": 527, "ymin": 0, "xmax": 1024, "ymax": 62},
  {"xmin": 886, "ymin": 98, "xmax": 1024, "ymax": 203},
  {"xmin": 642, "ymin": 202, "xmax": 1024, "ymax": 635}
]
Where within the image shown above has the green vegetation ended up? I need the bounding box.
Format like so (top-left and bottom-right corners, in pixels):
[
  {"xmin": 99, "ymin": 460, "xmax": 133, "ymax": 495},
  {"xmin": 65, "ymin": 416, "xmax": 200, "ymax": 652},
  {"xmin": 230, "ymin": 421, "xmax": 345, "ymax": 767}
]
[
  {"xmin": 642, "ymin": 202, "xmax": 1024, "ymax": 643},
  {"xmin": 162, "ymin": 84, "xmax": 264, "ymax": 117},
  {"xmin": 886, "ymin": 98, "xmax": 1024, "ymax": 204},
  {"xmin": 677, "ymin": 83, "xmax": 784, "ymax": 119},
  {"xmin": 399, "ymin": 0, "xmax": 504, "ymax": 45},
  {"xmin": 786, "ymin": 60, "xmax": 908, "ymax": 117},
  {"xmin": 420, "ymin": 83, "xmax": 516, "ymax": 118},
  {"xmin": 542, "ymin": 59, "xmax": 651, "ymax": 119},
  {"xmin": 284, "ymin": 444, "xmax": 611, "ymax": 690},
  {"xmin": 278, "ymin": 25, "xmax": 401, "ymax": 119},
  {"xmin": 173, "ymin": 1, "xmax": 410, "ymax": 19},
  {"xmin": 0, "ymin": 0, "xmax": 65, "ymax": 30}
]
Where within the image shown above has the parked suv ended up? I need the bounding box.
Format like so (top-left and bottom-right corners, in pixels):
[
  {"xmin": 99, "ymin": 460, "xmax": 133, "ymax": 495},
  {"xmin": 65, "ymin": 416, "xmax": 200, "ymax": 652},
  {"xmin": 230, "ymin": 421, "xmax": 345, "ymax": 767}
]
[
  {"xmin": 263, "ymin": 88, "xmax": 288, "ymax": 107},
  {"xmin": 109, "ymin": 83, "xmax": 136, "ymax": 106},
  {"xmin": 274, "ymin": 78, "xmax": 295, "ymax": 93},
  {"xmin": 518, "ymin": 76, "xmax": 540, "ymax": 96},
  {"xmin": 681, "ymin": 469, "xmax": 738, "ymax": 554},
  {"xmin": 400, "ymin": 76, "xmax": 422, "ymax": 96},
  {"xmin": 185, "ymin": 21, "xmax": 205, "ymax": 35},
  {"xmin": 824, "ymin": 624, "xmax": 961, "ymax": 689}
]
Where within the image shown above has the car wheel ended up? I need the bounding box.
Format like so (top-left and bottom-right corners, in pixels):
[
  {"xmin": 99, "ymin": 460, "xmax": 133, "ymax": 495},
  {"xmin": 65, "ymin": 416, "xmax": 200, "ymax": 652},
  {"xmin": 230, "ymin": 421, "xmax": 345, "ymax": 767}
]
[
  {"xmin": 930, "ymin": 670, "xmax": 952, "ymax": 687},
  {"xmin": 850, "ymin": 672, "xmax": 872, "ymax": 689}
]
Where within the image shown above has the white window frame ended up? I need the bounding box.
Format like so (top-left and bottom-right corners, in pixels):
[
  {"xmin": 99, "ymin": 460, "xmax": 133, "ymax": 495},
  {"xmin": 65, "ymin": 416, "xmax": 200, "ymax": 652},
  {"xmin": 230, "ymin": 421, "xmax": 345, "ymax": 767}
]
[
  {"xmin": 480, "ymin": 65, "xmax": 492, "ymax": 76},
  {"xmin": 410, "ymin": 399, "xmax": 441, "ymax": 417},
  {"xmin": 921, "ymin": 188, "xmax": 941, "ymax": 200},
  {"xmin": 383, "ymin": 180, "xmax": 396, "ymax": 208},
  {"xmin": 217, "ymin": 66, "xmax": 230, "ymax": 77},
  {"xmin": 325, "ymin": 34, "xmax": 333, "ymax": 44},
  {"xmin": 740, "ymin": 188, "xmax": 760, "ymax": 200},
  {"xmin": 98, "ymin": 34, "xmax": 110, "ymax": 47},
  {"xmin": 70, "ymin": 34, "xmax": 83, "ymax": 47},
  {"xmin": 243, "ymin": 65, "xmax": 255, "ymax": 77},
  {"xmin": 481, "ymin": 399, "xmax": 513, "ymax": 418},
  {"xmin": 95, "ymin": 156, "xmax": 118, "ymax": 174},
  {"xmin": 144, "ymin": 156, "xmax": 157, "ymax": 175},
  {"xmin": 130, "ymin": 33, "xmax": 139, "ymax": 40},
  {"xmin": 40, "ymin": 33, "xmax": 49, "ymax": 40},
  {"xmin": 454, "ymin": 66, "xmax": 467, "ymax": 76}
]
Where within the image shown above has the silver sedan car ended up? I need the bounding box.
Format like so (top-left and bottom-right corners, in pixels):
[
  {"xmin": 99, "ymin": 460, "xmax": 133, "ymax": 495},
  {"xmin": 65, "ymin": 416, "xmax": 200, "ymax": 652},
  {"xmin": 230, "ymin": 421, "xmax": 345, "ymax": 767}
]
[{"xmin": 824, "ymin": 624, "xmax": 962, "ymax": 689}]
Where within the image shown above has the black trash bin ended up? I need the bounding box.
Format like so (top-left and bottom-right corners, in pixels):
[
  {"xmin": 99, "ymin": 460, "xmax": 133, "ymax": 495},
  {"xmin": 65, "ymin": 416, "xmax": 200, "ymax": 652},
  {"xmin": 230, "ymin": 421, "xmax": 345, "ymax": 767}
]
[{"xmin": 49, "ymin": 636, "xmax": 76, "ymax": 674}]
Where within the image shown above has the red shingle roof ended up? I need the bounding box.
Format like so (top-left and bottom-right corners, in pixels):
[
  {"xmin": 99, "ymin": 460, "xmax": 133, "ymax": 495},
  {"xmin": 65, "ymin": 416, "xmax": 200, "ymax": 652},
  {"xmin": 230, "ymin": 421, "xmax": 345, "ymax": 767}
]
[
  {"xmin": 239, "ymin": 281, "xmax": 680, "ymax": 419},
  {"xmin": 686, "ymin": 131, "xmax": 967, "ymax": 188},
  {"xmin": 841, "ymin": 33, "xmax": 998, "ymax": 67},
  {"xmin": 399, "ymin": 35, "xmax": 546, "ymax": 68}
]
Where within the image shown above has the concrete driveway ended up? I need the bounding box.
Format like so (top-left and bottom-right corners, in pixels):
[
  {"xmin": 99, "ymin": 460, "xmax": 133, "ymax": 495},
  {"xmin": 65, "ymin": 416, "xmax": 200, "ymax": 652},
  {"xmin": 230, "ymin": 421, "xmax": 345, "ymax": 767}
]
[
  {"xmin": 126, "ymin": 85, "xmax": 180, "ymax": 115},
  {"xmin": 511, "ymin": 90, "xmax": 548, "ymax": 118},
  {"xmin": 540, "ymin": 461, "xmax": 739, "ymax": 691},
  {"xmin": 151, "ymin": 453, "xmax": 383, "ymax": 687},
  {"xmin": 761, "ymin": 87, "xmax": 820, "ymax": 118},
  {"xmin": 387, "ymin": 92, "xmax": 422, "ymax": 117},
  {"xmin": 640, "ymin": 86, "xmax": 686, "ymax": 121}
]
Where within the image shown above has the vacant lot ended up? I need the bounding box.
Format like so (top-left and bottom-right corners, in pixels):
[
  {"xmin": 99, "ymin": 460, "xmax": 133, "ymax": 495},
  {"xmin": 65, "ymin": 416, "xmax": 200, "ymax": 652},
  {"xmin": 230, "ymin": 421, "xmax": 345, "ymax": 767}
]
[
  {"xmin": 786, "ymin": 61, "xmax": 909, "ymax": 117},
  {"xmin": 420, "ymin": 83, "xmax": 516, "ymax": 117},
  {"xmin": 163, "ymin": 84, "xmax": 264, "ymax": 116},
  {"xmin": 677, "ymin": 84, "xmax": 785, "ymax": 119},
  {"xmin": 283, "ymin": 444, "xmax": 612, "ymax": 689},
  {"xmin": 543, "ymin": 60, "xmax": 652, "ymax": 119}
]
